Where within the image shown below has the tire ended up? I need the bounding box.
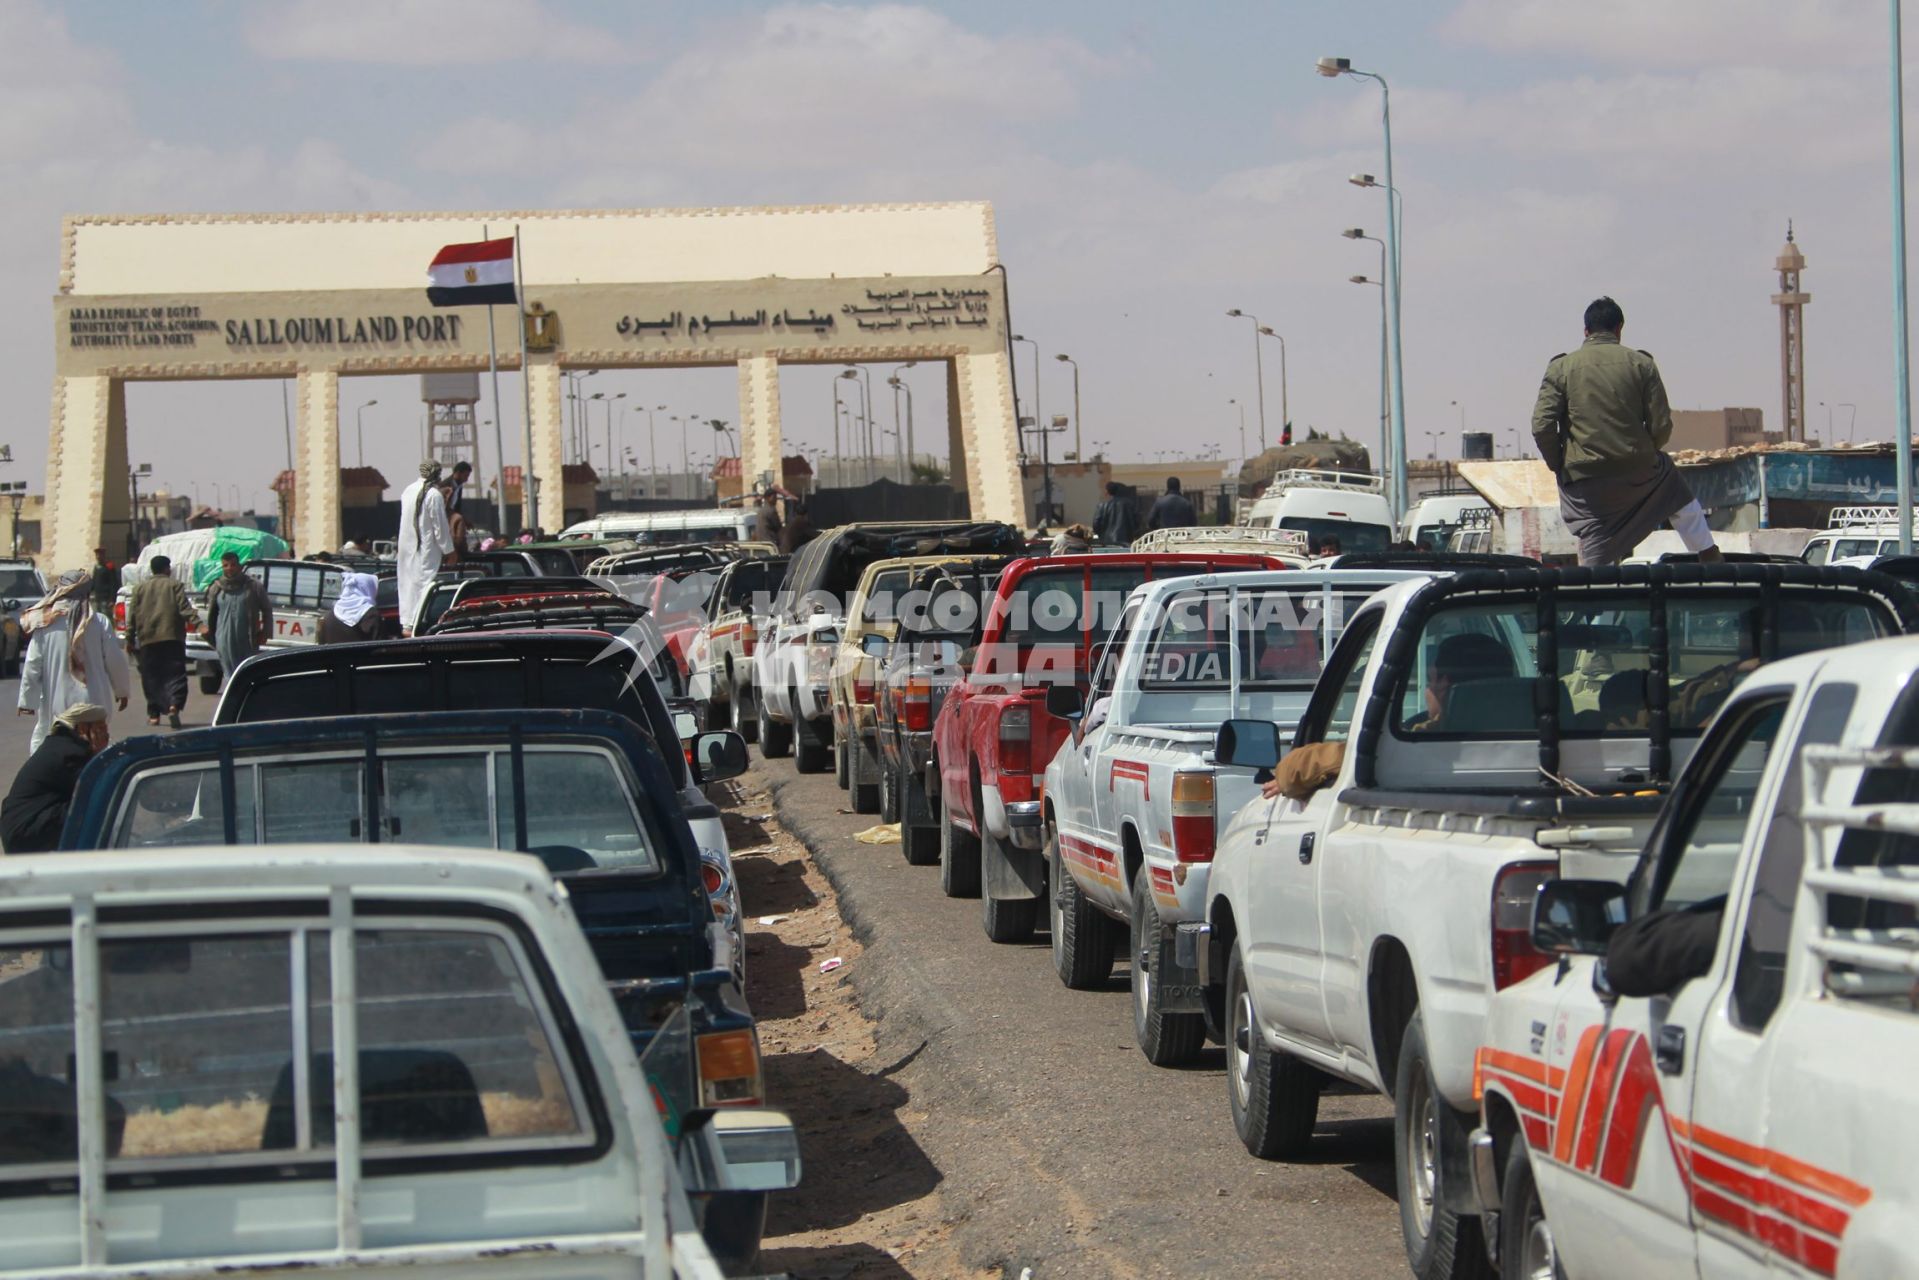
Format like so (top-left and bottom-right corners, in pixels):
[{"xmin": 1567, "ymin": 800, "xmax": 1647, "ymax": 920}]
[
  {"xmin": 198, "ymin": 670, "xmax": 222, "ymax": 696},
  {"xmin": 1130, "ymin": 871, "xmax": 1204, "ymax": 1066},
  {"xmin": 834, "ymin": 734, "xmax": 849, "ymax": 788},
  {"xmin": 1499, "ymin": 1141, "xmax": 1565, "ymax": 1280},
  {"xmin": 757, "ymin": 692, "xmax": 791, "ymax": 759},
  {"xmin": 903, "ymin": 768, "xmax": 940, "ymax": 866},
  {"xmin": 731, "ymin": 680, "xmax": 758, "ymax": 744},
  {"xmin": 980, "ymin": 827, "xmax": 1038, "ymax": 943},
  {"xmin": 793, "ymin": 693, "xmax": 831, "ymax": 774},
  {"xmin": 1049, "ymin": 830, "xmax": 1116, "ymax": 989},
  {"xmin": 698, "ymin": 1189, "xmax": 768, "ymax": 1275},
  {"xmin": 879, "ymin": 754, "xmax": 900, "ymax": 823},
  {"xmin": 849, "ymin": 735, "xmax": 880, "ymax": 814},
  {"xmin": 1225, "ymin": 946, "xmax": 1320, "ymax": 1158},
  {"xmin": 1395, "ymin": 1010, "xmax": 1496, "ymax": 1280},
  {"xmin": 939, "ymin": 797, "xmax": 981, "ymax": 898}
]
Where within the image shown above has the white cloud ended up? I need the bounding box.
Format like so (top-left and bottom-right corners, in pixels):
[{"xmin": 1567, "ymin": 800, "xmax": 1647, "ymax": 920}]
[
  {"xmin": 1444, "ymin": 0, "xmax": 1878, "ymax": 69},
  {"xmin": 245, "ymin": 0, "xmax": 641, "ymax": 67}
]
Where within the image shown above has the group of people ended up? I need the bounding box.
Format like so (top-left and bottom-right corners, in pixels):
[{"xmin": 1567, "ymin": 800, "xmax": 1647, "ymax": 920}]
[
  {"xmin": 1089, "ymin": 475, "xmax": 1198, "ymax": 547},
  {"xmin": 751, "ymin": 490, "xmax": 818, "ymax": 554}
]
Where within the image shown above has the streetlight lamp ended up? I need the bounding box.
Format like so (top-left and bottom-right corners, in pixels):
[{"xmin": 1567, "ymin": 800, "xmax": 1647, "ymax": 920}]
[
  {"xmin": 0, "ymin": 482, "xmax": 26, "ymax": 558},
  {"xmin": 1320, "ymin": 55, "xmax": 1409, "ymax": 519},
  {"xmin": 1224, "ymin": 310, "xmax": 1269, "ymax": 452},
  {"xmin": 1011, "ymin": 335, "xmax": 1042, "ymax": 465},
  {"xmin": 1348, "ymin": 271, "xmax": 1389, "ymax": 486},
  {"xmin": 839, "ymin": 369, "xmax": 872, "ymax": 484},
  {"xmin": 1424, "ymin": 431, "xmax": 1441, "ymax": 461},
  {"xmin": 355, "ymin": 399, "xmax": 378, "ymax": 467},
  {"xmin": 887, "ymin": 373, "xmax": 917, "ymax": 483},
  {"xmin": 1256, "ymin": 328, "xmax": 1289, "ymax": 447},
  {"xmin": 1054, "ymin": 354, "xmax": 1082, "ymax": 462}
]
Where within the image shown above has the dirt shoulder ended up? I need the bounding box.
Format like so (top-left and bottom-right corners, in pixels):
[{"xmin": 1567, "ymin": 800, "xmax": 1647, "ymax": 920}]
[{"xmin": 723, "ymin": 772, "xmax": 995, "ymax": 1280}]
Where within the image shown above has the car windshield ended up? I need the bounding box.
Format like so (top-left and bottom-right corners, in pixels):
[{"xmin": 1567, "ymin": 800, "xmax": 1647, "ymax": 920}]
[
  {"xmin": 1390, "ymin": 590, "xmax": 1895, "ymax": 738},
  {"xmin": 994, "ymin": 566, "xmax": 1158, "ymax": 646},
  {"xmin": 1138, "ymin": 587, "xmax": 1381, "ymax": 692},
  {"xmin": 0, "ymin": 569, "xmax": 42, "ymax": 599},
  {"xmin": 108, "ymin": 745, "xmax": 661, "ymax": 874},
  {"xmin": 1276, "ymin": 517, "xmax": 1392, "ymax": 554}
]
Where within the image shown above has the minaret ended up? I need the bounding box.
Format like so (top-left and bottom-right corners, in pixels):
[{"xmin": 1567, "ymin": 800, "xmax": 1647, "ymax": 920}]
[{"xmin": 1773, "ymin": 222, "xmax": 1810, "ymax": 443}]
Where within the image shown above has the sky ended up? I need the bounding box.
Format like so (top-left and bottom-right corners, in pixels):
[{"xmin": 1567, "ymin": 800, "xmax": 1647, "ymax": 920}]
[{"xmin": 0, "ymin": 0, "xmax": 1905, "ymax": 515}]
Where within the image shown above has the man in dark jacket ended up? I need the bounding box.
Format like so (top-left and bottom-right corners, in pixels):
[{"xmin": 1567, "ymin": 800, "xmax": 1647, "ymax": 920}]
[
  {"xmin": 779, "ymin": 502, "xmax": 817, "ymax": 553},
  {"xmin": 1093, "ymin": 482, "xmax": 1141, "ymax": 546},
  {"xmin": 125, "ymin": 555, "xmax": 201, "ymax": 729},
  {"xmin": 1148, "ymin": 476, "xmax": 1197, "ymax": 531},
  {"xmin": 1, "ymin": 702, "xmax": 108, "ymax": 853}
]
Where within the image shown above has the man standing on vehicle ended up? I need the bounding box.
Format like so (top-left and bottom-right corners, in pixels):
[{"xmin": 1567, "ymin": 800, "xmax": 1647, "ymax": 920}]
[
  {"xmin": 754, "ymin": 491, "xmax": 783, "ymax": 546},
  {"xmin": 125, "ymin": 555, "xmax": 200, "ymax": 728},
  {"xmin": 446, "ymin": 459, "xmax": 472, "ymax": 517},
  {"xmin": 1531, "ymin": 297, "xmax": 1721, "ymax": 566},
  {"xmin": 203, "ymin": 552, "xmax": 273, "ymax": 688},
  {"xmin": 396, "ymin": 461, "xmax": 455, "ymax": 636},
  {"xmin": 1147, "ymin": 476, "xmax": 1197, "ymax": 531},
  {"xmin": 1093, "ymin": 481, "xmax": 1142, "ymax": 546}
]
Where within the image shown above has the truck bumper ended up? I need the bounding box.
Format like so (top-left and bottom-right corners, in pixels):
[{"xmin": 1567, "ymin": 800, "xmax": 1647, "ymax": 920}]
[
  {"xmin": 903, "ymin": 730, "xmax": 933, "ymax": 778},
  {"xmin": 980, "ymin": 784, "xmax": 1045, "ymax": 849},
  {"xmin": 1175, "ymin": 921, "xmax": 1212, "ymax": 983},
  {"xmin": 1468, "ymin": 1128, "xmax": 1501, "ymax": 1218}
]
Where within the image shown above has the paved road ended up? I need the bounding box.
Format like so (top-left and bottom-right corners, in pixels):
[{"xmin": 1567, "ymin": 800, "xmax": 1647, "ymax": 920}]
[{"xmin": 758, "ymin": 755, "xmax": 1409, "ymax": 1279}]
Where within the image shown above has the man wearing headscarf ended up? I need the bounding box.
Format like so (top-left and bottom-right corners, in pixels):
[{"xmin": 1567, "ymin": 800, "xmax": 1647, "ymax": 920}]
[
  {"xmin": 124, "ymin": 555, "xmax": 200, "ymax": 729},
  {"xmin": 203, "ymin": 552, "xmax": 274, "ymax": 685},
  {"xmin": 1, "ymin": 702, "xmax": 110, "ymax": 853},
  {"xmin": 396, "ymin": 461, "xmax": 454, "ymax": 636},
  {"xmin": 16, "ymin": 573, "xmax": 129, "ymax": 753},
  {"xmin": 320, "ymin": 572, "xmax": 382, "ymax": 645}
]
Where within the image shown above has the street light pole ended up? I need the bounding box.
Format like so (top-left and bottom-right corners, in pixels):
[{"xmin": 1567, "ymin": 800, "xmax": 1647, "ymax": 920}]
[
  {"xmin": 1842, "ymin": 402, "xmax": 1859, "ymax": 441},
  {"xmin": 1344, "ymin": 229, "xmax": 1389, "ymax": 478},
  {"xmin": 891, "ymin": 361, "xmax": 918, "ymax": 478},
  {"xmin": 1225, "ymin": 310, "xmax": 1268, "ymax": 451},
  {"xmin": 1322, "ymin": 56, "xmax": 1409, "ymax": 520},
  {"xmin": 1011, "ymin": 335, "xmax": 1042, "ymax": 463},
  {"xmin": 355, "ymin": 399, "xmax": 378, "ymax": 468},
  {"xmin": 1054, "ymin": 354, "xmax": 1081, "ymax": 460},
  {"xmin": 1896, "ymin": 0, "xmax": 1915, "ymax": 551},
  {"xmin": 1256, "ymin": 328, "xmax": 1287, "ymax": 445},
  {"xmin": 646, "ymin": 405, "xmax": 663, "ymax": 493},
  {"xmin": 1230, "ymin": 398, "xmax": 1246, "ymax": 464}
]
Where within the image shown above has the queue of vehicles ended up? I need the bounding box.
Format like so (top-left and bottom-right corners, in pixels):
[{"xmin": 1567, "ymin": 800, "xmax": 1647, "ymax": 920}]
[{"xmin": 700, "ymin": 507, "xmax": 1919, "ymax": 1280}]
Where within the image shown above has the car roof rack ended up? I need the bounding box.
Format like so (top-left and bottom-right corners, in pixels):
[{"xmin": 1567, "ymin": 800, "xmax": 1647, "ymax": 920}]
[
  {"xmin": 1827, "ymin": 505, "xmax": 1907, "ymax": 528},
  {"xmin": 1262, "ymin": 468, "xmax": 1385, "ymax": 495},
  {"xmin": 1130, "ymin": 526, "xmax": 1312, "ymax": 557}
]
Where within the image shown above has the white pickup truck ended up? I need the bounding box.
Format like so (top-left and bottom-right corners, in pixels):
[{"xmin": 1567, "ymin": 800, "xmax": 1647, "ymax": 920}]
[
  {"xmin": 1189, "ymin": 562, "xmax": 1914, "ymax": 1280},
  {"xmin": 1473, "ymin": 633, "xmax": 1919, "ymax": 1279},
  {"xmin": 0, "ymin": 845, "xmax": 799, "ymax": 1279},
  {"xmin": 1040, "ymin": 567, "xmax": 1426, "ymax": 1065}
]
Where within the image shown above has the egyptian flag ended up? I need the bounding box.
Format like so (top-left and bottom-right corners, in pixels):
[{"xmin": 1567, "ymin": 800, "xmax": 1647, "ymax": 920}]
[{"xmin": 426, "ymin": 236, "xmax": 517, "ymax": 307}]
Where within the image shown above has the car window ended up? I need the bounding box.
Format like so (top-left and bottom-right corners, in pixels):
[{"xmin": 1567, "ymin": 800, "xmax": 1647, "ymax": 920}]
[
  {"xmin": 1646, "ymin": 696, "xmax": 1790, "ymax": 913},
  {"xmin": 113, "ymin": 762, "xmax": 254, "ymax": 847},
  {"xmin": 261, "ymin": 759, "xmax": 365, "ymax": 844},
  {"xmin": 230, "ymin": 669, "xmax": 334, "ymax": 723},
  {"xmin": 505, "ymin": 749, "xmax": 656, "ymax": 870},
  {"xmin": 1139, "ymin": 589, "xmax": 1230, "ymax": 690},
  {"xmin": 352, "ymin": 663, "xmax": 432, "ymax": 713},
  {"xmin": 383, "ymin": 753, "xmax": 495, "ymax": 848},
  {"xmin": 1801, "ymin": 539, "xmax": 1830, "ymax": 565},
  {"xmin": 0, "ymin": 569, "xmax": 42, "ymax": 599},
  {"xmin": 1299, "ymin": 613, "xmax": 1380, "ymax": 746},
  {"xmin": 1393, "ymin": 602, "xmax": 1538, "ymax": 735}
]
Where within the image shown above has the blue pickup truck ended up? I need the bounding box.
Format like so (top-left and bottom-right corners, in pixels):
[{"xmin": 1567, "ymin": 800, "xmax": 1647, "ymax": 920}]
[{"xmin": 57, "ymin": 707, "xmax": 774, "ymax": 1271}]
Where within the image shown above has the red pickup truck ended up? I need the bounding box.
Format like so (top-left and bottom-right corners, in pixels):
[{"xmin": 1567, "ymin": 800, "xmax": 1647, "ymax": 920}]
[{"xmin": 930, "ymin": 552, "xmax": 1286, "ymax": 941}]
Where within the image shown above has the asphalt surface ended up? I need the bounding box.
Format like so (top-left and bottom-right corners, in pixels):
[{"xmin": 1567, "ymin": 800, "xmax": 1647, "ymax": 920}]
[{"xmin": 758, "ymin": 754, "xmax": 1408, "ymax": 1279}]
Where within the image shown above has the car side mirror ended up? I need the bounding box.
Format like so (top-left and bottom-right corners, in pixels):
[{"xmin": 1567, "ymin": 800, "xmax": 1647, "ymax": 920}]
[
  {"xmin": 1531, "ymin": 879, "xmax": 1628, "ymax": 956},
  {"xmin": 1215, "ymin": 718, "xmax": 1282, "ymax": 770},
  {"xmin": 1045, "ymin": 684, "xmax": 1084, "ymax": 720},
  {"xmin": 861, "ymin": 633, "xmax": 891, "ymax": 657},
  {"xmin": 679, "ymin": 1108, "xmax": 802, "ymax": 1194},
  {"xmin": 692, "ymin": 730, "xmax": 748, "ymax": 784}
]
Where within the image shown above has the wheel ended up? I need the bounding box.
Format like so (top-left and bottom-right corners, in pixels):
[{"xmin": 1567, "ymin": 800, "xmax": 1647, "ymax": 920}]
[
  {"xmin": 1130, "ymin": 870, "xmax": 1204, "ymax": 1065},
  {"xmin": 731, "ymin": 680, "xmax": 758, "ymax": 744},
  {"xmin": 793, "ymin": 692, "xmax": 831, "ymax": 774},
  {"xmin": 939, "ymin": 798, "xmax": 981, "ymax": 898},
  {"xmin": 981, "ymin": 828, "xmax": 1038, "ymax": 943},
  {"xmin": 1395, "ymin": 1010, "xmax": 1496, "ymax": 1280},
  {"xmin": 198, "ymin": 670, "xmax": 222, "ymax": 696},
  {"xmin": 903, "ymin": 767, "xmax": 940, "ymax": 866},
  {"xmin": 834, "ymin": 734, "xmax": 850, "ymax": 788},
  {"xmin": 879, "ymin": 755, "xmax": 900, "ymax": 823},
  {"xmin": 849, "ymin": 736, "xmax": 880, "ymax": 814},
  {"xmin": 1050, "ymin": 830, "xmax": 1117, "ymax": 988},
  {"xmin": 1225, "ymin": 946, "xmax": 1320, "ymax": 1158},
  {"xmin": 698, "ymin": 1189, "xmax": 768, "ymax": 1275},
  {"xmin": 757, "ymin": 691, "xmax": 792, "ymax": 759},
  {"xmin": 1499, "ymin": 1140, "xmax": 1564, "ymax": 1280}
]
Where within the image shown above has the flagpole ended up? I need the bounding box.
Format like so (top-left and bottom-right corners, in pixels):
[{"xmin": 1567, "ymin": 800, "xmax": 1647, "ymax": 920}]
[
  {"xmin": 513, "ymin": 224, "xmax": 538, "ymax": 535},
  {"xmin": 481, "ymin": 224, "xmax": 511, "ymax": 536}
]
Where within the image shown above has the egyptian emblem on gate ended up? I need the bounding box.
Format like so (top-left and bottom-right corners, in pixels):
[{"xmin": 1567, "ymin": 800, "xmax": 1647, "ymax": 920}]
[{"xmin": 523, "ymin": 302, "xmax": 558, "ymax": 352}]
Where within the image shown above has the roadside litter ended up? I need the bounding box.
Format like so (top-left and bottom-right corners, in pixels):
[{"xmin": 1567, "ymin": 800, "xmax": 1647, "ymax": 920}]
[{"xmin": 855, "ymin": 823, "xmax": 901, "ymax": 844}]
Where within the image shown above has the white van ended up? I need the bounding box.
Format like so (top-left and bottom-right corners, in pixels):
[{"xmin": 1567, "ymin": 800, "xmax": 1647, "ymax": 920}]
[
  {"xmin": 1399, "ymin": 492, "xmax": 1490, "ymax": 551},
  {"xmin": 1800, "ymin": 506, "xmax": 1911, "ymax": 564},
  {"xmin": 1240, "ymin": 469, "xmax": 1393, "ymax": 553},
  {"xmin": 561, "ymin": 508, "xmax": 756, "ymax": 546}
]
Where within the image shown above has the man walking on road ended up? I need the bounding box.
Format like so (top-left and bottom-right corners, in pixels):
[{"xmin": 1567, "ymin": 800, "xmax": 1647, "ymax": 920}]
[
  {"xmin": 1532, "ymin": 297, "xmax": 1720, "ymax": 566},
  {"xmin": 1148, "ymin": 476, "xmax": 1197, "ymax": 531},
  {"xmin": 125, "ymin": 555, "xmax": 201, "ymax": 728},
  {"xmin": 1093, "ymin": 482, "xmax": 1142, "ymax": 546},
  {"xmin": 203, "ymin": 552, "xmax": 273, "ymax": 687}
]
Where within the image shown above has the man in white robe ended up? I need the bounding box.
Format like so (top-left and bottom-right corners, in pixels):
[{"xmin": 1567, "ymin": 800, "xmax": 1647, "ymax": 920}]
[
  {"xmin": 396, "ymin": 461, "xmax": 455, "ymax": 636},
  {"xmin": 16, "ymin": 571, "xmax": 130, "ymax": 752}
]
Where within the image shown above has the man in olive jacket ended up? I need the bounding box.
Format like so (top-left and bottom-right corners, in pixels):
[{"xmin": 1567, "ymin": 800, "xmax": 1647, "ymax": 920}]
[
  {"xmin": 124, "ymin": 555, "xmax": 201, "ymax": 728},
  {"xmin": 1531, "ymin": 297, "xmax": 1721, "ymax": 566}
]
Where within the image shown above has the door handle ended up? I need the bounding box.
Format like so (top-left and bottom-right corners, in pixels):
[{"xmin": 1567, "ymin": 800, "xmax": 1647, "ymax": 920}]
[
  {"xmin": 1298, "ymin": 832, "xmax": 1316, "ymax": 865},
  {"xmin": 1655, "ymin": 1024, "xmax": 1685, "ymax": 1075}
]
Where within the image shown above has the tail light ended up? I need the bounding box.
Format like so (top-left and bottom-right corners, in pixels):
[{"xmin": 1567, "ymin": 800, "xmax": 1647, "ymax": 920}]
[
  {"xmin": 113, "ymin": 601, "xmax": 126, "ymax": 631},
  {"xmin": 1492, "ymin": 862, "xmax": 1557, "ymax": 989},
  {"xmin": 742, "ymin": 620, "xmax": 757, "ymax": 657},
  {"xmin": 999, "ymin": 704, "xmax": 1032, "ymax": 775},
  {"xmin": 701, "ymin": 860, "xmax": 726, "ymax": 899},
  {"xmin": 902, "ymin": 677, "xmax": 932, "ymax": 731},
  {"xmin": 695, "ymin": 1029, "xmax": 763, "ymax": 1107},
  {"xmin": 853, "ymin": 658, "xmax": 876, "ymax": 705},
  {"xmin": 1170, "ymin": 771, "xmax": 1217, "ymax": 863}
]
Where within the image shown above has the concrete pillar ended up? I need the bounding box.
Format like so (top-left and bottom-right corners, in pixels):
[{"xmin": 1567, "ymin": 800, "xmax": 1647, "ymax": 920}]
[
  {"xmin": 43, "ymin": 374, "xmax": 127, "ymax": 573},
  {"xmin": 526, "ymin": 359, "xmax": 567, "ymax": 534},
  {"xmin": 950, "ymin": 351, "xmax": 1022, "ymax": 525},
  {"xmin": 294, "ymin": 368, "xmax": 341, "ymax": 555},
  {"xmin": 737, "ymin": 355, "xmax": 783, "ymax": 492}
]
